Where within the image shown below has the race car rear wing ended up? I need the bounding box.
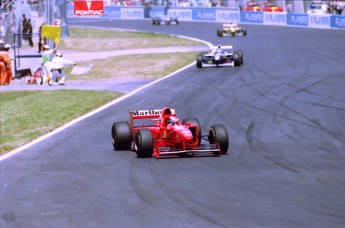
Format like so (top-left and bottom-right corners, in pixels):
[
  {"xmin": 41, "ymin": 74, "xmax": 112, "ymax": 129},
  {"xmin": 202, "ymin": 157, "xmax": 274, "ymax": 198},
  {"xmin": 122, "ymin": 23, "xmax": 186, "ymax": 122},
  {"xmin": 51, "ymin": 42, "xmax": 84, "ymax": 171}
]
[
  {"xmin": 212, "ymin": 45, "xmax": 233, "ymax": 49},
  {"xmin": 130, "ymin": 109, "xmax": 176, "ymax": 120},
  {"xmin": 129, "ymin": 108, "xmax": 176, "ymax": 129}
]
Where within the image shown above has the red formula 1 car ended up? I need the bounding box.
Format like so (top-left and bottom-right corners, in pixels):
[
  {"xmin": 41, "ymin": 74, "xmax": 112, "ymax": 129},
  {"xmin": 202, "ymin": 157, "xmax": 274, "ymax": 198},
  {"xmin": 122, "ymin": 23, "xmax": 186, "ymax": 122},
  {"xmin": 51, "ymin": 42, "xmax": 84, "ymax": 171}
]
[
  {"xmin": 263, "ymin": 2, "xmax": 283, "ymax": 12},
  {"xmin": 243, "ymin": 1, "xmax": 262, "ymax": 11},
  {"xmin": 111, "ymin": 107, "xmax": 229, "ymax": 158}
]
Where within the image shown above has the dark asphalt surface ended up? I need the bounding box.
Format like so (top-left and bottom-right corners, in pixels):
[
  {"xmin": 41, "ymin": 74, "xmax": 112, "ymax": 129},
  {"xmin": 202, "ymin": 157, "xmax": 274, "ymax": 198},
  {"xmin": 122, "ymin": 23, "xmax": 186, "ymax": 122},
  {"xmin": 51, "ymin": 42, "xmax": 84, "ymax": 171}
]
[{"xmin": 1, "ymin": 19, "xmax": 345, "ymax": 227}]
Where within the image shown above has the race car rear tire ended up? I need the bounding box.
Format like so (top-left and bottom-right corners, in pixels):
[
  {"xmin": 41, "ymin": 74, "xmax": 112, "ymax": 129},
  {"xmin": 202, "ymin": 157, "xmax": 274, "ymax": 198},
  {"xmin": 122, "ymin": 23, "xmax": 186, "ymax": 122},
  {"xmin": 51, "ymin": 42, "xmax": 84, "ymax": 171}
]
[
  {"xmin": 182, "ymin": 118, "xmax": 202, "ymax": 145},
  {"xmin": 217, "ymin": 28, "xmax": 223, "ymax": 37},
  {"xmin": 233, "ymin": 51, "xmax": 241, "ymax": 67},
  {"xmin": 208, "ymin": 125, "xmax": 229, "ymax": 155},
  {"xmin": 112, "ymin": 122, "xmax": 132, "ymax": 150},
  {"xmin": 135, "ymin": 129, "xmax": 154, "ymax": 158},
  {"xmin": 196, "ymin": 54, "xmax": 203, "ymax": 68}
]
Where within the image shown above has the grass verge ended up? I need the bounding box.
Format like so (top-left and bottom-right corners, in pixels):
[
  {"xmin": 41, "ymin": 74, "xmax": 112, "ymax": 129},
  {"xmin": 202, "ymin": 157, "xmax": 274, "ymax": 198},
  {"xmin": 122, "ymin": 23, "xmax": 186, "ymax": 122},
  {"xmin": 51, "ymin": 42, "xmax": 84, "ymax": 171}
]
[
  {"xmin": 60, "ymin": 27, "xmax": 202, "ymax": 52},
  {"xmin": 66, "ymin": 52, "xmax": 198, "ymax": 81},
  {"xmin": 0, "ymin": 90, "xmax": 122, "ymax": 155}
]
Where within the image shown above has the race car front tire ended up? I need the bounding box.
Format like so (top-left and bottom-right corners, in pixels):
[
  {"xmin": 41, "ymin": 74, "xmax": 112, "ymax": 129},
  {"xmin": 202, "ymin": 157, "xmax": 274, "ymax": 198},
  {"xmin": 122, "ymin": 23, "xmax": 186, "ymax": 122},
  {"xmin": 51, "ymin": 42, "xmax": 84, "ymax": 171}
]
[
  {"xmin": 208, "ymin": 125, "xmax": 229, "ymax": 155},
  {"xmin": 135, "ymin": 129, "xmax": 154, "ymax": 158},
  {"xmin": 242, "ymin": 29, "xmax": 247, "ymax": 36},
  {"xmin": 182, "ymin": 118, "xmax": 202, "ymax": 145},
  {"xmin": 237, "ymin": 50, "xmax": 244, "ymax": 64},
  {"xmin": 233, "ymin": 51, "xmax": 241, "ymax": 67},
  {"xmin": 196, "ymin": 54, "xmax": 203, "ymax": 68},
  {"xmin": 112, "ymin": 122, "xmax": 132, "ymax": 150},
  {"xmin": 217, "ymin": 29, "xmax": 223, "ymax": 37}
]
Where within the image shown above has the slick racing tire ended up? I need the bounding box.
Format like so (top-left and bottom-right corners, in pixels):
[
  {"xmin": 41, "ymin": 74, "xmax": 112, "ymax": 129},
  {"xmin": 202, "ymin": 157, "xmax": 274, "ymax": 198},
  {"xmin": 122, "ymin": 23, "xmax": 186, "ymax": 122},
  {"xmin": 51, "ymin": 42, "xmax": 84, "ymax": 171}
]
[
  {"xmin": 196, "ymin": 53, "xmax": 203, "ymax": 68},
  {"xmin": 135, "ymin": 129, "xmax": 154, "ymax": 158},
  {"xmin": 112, "ymin": 122, "xmax": 132, "ymax": 150},
  {"xmin": 208, "ymin": 125, "xmax": 229, "ymax": 155},
  {"xmin": 233, "ymin": 51, "xmax": 242, "ymax": 67},
  {"xmin": 217, "ymin": 28, "xmax": 223, "ymax": 37},
  {"xmin": 242, "ymin": 28, "xmax": 247, "ymax": 36},
  {"xmin": 182, "ymin": 118, "xmax": 202, "ymax": 145},
  {"xmin": 237, "ymin": 50, "xmax": 244, "ymax": 64}
]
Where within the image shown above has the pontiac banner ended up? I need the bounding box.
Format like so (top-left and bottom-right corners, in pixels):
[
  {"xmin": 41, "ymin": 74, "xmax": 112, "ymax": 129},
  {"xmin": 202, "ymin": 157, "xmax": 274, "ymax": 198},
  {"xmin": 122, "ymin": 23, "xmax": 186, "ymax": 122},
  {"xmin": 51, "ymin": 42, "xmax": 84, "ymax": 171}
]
[{"xmin": 74, "ymin": 0, "xmax": 104, "ymax": 16}]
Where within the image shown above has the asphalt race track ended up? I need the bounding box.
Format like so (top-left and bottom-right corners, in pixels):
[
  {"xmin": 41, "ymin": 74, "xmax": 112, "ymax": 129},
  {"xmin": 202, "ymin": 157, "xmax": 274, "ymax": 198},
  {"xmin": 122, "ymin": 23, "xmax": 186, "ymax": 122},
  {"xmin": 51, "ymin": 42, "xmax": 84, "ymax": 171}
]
[{"xmin": 1, "ymin": 19, "xmax": 345, "ymax": 227}]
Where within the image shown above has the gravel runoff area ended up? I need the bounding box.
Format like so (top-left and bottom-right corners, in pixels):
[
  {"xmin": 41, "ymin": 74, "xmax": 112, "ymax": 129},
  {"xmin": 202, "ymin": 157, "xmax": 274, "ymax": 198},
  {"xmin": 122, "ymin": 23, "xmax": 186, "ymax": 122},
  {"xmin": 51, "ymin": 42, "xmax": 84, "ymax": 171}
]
[{"xmin": 0, "ymin": 46, "xmax": 208, "ymax": 92}]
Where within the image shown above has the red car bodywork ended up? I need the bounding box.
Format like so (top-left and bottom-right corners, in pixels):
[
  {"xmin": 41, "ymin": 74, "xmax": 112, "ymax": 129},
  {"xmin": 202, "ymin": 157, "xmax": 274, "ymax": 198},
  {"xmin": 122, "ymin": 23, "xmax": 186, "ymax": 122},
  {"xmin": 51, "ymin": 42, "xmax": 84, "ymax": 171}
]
[
  {"xmin": 263, "ymin": 2, "xmax": 284, "ymax": 12},
  {"xmin": 243, "ymin": 2, "xmax": 262, "ymax": 11}
]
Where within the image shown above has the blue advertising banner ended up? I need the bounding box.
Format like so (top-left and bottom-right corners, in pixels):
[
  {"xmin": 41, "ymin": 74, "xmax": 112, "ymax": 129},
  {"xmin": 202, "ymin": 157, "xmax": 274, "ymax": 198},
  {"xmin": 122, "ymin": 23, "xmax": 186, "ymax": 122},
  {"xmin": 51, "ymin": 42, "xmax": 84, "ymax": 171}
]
[
  {"xmin": 150, "ymin": 7, "xmax": 166, "ymax": 18},
  {"xmin": 287, "ymin": 13, "xmax": 308, "ymax": 27},
  {"xmin": 192, "ymin": 9, "xmax": 216, "ymax": 21},
  {"xmin": 330, "ymin": 15, "xmax": 345, "ymax": 28},
  {"xmin": 240, "ymin": 11, "xmax": 263, "ymax": 24},
  {"xmin": 121, "ymin": 7, "xmax": 144, "ymax": 19},
  {"xmin": 216, "ymin": 10, "xmax": 240, "ymax": 23},
  {"xmin": 104, "ymin": 7, "xmax": 121, "ymax": 18}
]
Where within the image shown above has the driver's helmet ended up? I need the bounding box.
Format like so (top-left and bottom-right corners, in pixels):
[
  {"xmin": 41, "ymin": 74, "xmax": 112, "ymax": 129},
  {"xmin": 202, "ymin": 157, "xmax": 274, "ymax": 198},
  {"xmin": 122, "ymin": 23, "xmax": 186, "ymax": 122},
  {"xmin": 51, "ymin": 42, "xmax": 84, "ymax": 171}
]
[
  {"xmin": 168, "ymin": 116, "xmax": 179, "ymax": 125},
  {"xmin": 216, "ymin": 45, "xmax": 222, "ymax": 52}
]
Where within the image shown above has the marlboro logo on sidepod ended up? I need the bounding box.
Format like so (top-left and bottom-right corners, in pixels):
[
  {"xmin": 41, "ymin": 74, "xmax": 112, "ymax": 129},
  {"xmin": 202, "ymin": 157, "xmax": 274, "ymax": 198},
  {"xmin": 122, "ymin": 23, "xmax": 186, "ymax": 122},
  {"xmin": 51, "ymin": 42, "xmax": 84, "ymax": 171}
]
[{"xmin": 74, "ymin": 0, "xmax": 104, "ymax": 16}]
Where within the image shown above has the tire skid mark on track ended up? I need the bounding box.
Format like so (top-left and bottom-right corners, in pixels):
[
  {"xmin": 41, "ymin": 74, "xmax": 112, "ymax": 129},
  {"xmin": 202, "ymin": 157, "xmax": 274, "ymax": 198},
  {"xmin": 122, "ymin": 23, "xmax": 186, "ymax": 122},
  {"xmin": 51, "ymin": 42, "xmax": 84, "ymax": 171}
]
[
  {"xmin": 244, "ymin": 65, "xmax": 345, "ymax": 147},
  {"xmin": 235, "ymin": 64, "xmax": 345, "ymax": 171},
  {"xmin": 245, "ymin": 121, "xmax": 255, "ymax": 149}
]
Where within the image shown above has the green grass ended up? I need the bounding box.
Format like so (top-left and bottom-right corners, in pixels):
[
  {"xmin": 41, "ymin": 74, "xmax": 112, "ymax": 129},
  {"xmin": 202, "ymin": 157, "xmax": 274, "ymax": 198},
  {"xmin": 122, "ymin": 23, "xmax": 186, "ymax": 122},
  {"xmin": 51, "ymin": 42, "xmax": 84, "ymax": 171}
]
[
  {"xmin": 0, "ymin": 90, "xmax": 122, "ymax": 154},
  {"xmin": 66, "ymin": 52, "xmax": 198, "ymax": 81},
  {"xmin": 60, "ymin": 27, "xmax": 202, "ymax": 52}
]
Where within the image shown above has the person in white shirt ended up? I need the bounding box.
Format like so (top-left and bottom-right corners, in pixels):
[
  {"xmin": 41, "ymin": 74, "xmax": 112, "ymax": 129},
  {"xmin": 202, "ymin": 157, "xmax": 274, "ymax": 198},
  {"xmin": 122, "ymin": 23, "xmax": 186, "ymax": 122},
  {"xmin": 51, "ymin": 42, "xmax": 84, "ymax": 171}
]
[
  {"xmin": 50, "ymin": 52, "xmax": 75, "ymax": 85},
  {"xmin": 41, "ymin": 44, "xmax": 59, "ymax": 85}
]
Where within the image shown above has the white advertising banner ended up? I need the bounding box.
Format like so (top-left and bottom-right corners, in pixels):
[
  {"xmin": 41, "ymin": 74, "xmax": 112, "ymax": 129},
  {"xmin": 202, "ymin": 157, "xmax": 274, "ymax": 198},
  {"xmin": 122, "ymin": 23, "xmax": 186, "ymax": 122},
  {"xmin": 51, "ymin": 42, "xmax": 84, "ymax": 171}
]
[
  {"xmin": 308, "ymin": 14, "xmax": 331, "ymax": 29},
  {"xmin": 263, "ymin": 12, "xmax": 287, "ymax": 26},
  {"xmin": 216, "ymin": 10, "xmax": 240, "ymax": 23}
]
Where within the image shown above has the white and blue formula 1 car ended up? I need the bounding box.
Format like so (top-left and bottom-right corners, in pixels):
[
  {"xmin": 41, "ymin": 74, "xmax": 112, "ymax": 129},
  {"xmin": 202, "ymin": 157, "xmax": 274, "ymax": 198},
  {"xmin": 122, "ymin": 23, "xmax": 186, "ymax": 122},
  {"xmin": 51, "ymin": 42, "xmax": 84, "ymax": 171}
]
[
  {"xmin": 152, "ymin": 15, "xmax": 179, "ymax": 25},
  {"xmin": 196, "ymin": 45, "xmax": 243, "ymax": 68}
]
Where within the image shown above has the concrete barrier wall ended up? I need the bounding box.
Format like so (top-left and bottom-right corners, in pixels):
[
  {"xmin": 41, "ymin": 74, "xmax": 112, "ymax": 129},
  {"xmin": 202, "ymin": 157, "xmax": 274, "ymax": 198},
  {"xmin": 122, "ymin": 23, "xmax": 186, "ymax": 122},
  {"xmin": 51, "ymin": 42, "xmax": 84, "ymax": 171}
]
[{"xmin": 67, "ymin": 5, "xmax": 345, "ymax": 29}]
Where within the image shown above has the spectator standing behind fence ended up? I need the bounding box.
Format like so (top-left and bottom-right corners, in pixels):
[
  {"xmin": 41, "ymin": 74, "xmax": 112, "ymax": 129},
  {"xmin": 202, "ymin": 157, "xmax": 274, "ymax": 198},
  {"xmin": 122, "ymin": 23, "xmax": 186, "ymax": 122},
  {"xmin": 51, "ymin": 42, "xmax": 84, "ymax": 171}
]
[
  {"xmin": 26, "ymin": 19, "xmax": 34, "ymax": 47},
  {"xmin": 38, "ymin": 23, "xmax": 46, "ymax": 53},
  {"xmin": 22, "ymin": 14, "xmax": 28, "ymax": 42},
  {"xmin": 0, "ymin": 44, "xmax": 10, "ymax": 86}
]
